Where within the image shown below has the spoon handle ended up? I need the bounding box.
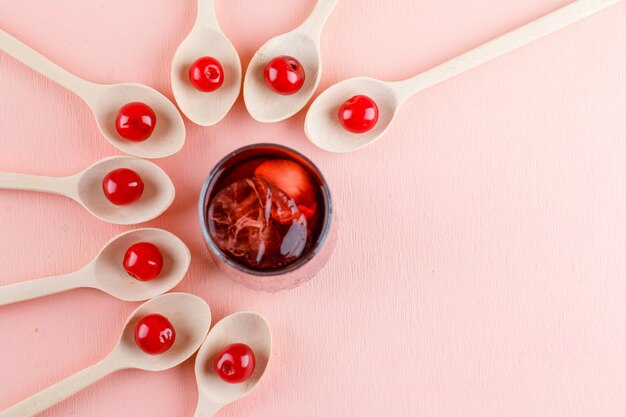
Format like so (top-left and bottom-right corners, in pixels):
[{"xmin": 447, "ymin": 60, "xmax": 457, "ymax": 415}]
[
  {"xmin": 298, "ymin": 0, "xmax": 340, "ymax": 40},
  {"xmin": 0, "ymin": 355, "xmax": 119, "ymax": 417},
  {"xmin": 193, "ymin": 394, "xmax": 223, "ymax": 417},
  {"xmin": 0, "ymin": 270, "xmax": 88, "ymax": 306},
  {"xmin": 0, "ymin": 172, "xmax": 76, "ymax": 198},
  {"xmin": 396, "ymin": 0, "xmax": 623, "ymax": 100},
  {"xmin": 196, "ymin": 0, "xmax": 220, "ymax": 29},
  {"xmin": 0, "ymin": 29, "xmax": 96, "ymax": 100}
]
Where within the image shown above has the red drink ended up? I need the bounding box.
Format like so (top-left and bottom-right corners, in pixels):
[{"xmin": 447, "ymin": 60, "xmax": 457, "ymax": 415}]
[{"xmin": 200, "ymin": 144, "xmax": 336, "ymax": 291}]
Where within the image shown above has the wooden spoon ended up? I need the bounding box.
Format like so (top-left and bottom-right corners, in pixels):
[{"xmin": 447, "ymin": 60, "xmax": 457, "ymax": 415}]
[
  {"xmin": 0, "ymin": 228, "xmax": 190, "ymax": 306},
  {"xmin": 243, "ymin": 0, "xmax": 339, "ymax": 123},
  {"xmin": 171, "ymin": 0, "xmax": 241, "ymax": 126},
  {"xmin": 0, "ymin": 29, "xmax": 185, "ymax": 159},
  {"xmin": 193, "ymin": 312, "xmax": 272, "ymax": 417},
  {"xmin": 0, "ymin": 292, "xmax": 212, "ymax": 417},
  {"xmin": 305, "ymin": 0, "xmax": 622, "ymax": 153},
  {"xmin": 0, "ymin": 156, "xmax": 175, "ymax": 225}
]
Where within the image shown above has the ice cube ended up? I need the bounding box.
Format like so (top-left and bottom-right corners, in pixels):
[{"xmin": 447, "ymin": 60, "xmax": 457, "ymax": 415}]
[{"xmin": 208, "ymin": 178, "xmax": 309, "ymax": 269}]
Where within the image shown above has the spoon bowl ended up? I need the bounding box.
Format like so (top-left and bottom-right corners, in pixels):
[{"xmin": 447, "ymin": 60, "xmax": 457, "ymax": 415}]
[
  {"xmin": 76, "ymin": 156, "xmax": 175, "ymax": 225},
  {"xmin": 305, "ymin": 77, "xmax": 400, "ymax": 153},
  {"xmin": 172, "ymin": 28, "xmax": 241, "ymax": 126},
  {"xmin": 195, "ymin": 312, "xmax": 271, "ymax": 413},
  {"xmin": 117, "ymin": 292, "xmax": 213, "ymax": 371},
  {"xmin": 91, "ymin": 228, "xmax": 190, "ymax": 301},
  {"xmin": 244, "ymin": 32, "xmax": 320, "ymax": 123},
  {"xmin": 90, "ymin": 83, "xmax": 186, "ymax": 158}
]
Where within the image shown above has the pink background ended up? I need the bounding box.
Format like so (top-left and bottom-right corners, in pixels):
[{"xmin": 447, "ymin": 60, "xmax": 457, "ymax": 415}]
[{"xmin": 1, "ymin": 0, "xmax": 625, "ymax": 416}]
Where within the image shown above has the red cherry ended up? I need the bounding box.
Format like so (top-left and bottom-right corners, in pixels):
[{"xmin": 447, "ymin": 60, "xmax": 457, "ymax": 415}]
[
  {"xmin": 214, "ymin": 343, "xmax": 256, "ymax": 383},
  {"xmin": 115, "ymin": 102, "xmax": 157, "ymax": 142},
  {"xmin": 123, "ymin": 242, "xmax": 164, "ymax": 281},
  {"xmin": 135, "ymin": 314, "xmax": 176, "ymax": 355},
  {"xmin": 189, "ymin": 56, "xmax": 224, "ymax": 92},
  {"xmin": 338, "ymin": 95, "xmax": 379, "ymax": 133},
  {"xmin": 254, "ymin": 159, "xmax": 316, "ymax": 207},
  {"xmin": 264, "ymin": 56, "xmax": 305, "ymax": 95},
  {"xmin": 102, "ymin": 168, "xmax": 144, "ymax": 206}
]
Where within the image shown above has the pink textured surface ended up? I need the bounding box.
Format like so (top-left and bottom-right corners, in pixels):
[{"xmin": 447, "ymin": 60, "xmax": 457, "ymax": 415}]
[{"xmin": 0, "ymin": 0, "xmax": 625, "ymax": 416}]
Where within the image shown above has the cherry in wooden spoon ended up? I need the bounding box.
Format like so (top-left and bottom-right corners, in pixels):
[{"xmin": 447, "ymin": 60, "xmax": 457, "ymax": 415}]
[
  {"xmin": 305, "ymin": 0, "xmax": 622, "ymax": 153},
  {"xmin": 0, "ymin": 156, "xmax": 175, "ymax": 224},
  {"xmin": 243, "ymin": 0, "xmax": 339, "ymax": 122},
  {"xmin": 0, "ymin": 29, "xmax": 185, "ymax": 159},
  {"xmin": 172, "ymin": 0, "xmax": 241, "ymax": 126},
  {"xmin": 0, "ymin": 228, "xmax": 190, "ymax": 306},
  {"xmin": 0, "ymin": 293, "xmax": 212, "ymax": 417},
  {"xmin": 194, "ymin": 312, "xmax": 271, "ymax": 417}
]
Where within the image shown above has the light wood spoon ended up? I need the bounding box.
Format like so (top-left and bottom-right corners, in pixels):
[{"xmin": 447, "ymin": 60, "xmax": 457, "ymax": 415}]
[
  {"xmin": 0, "ymin": 29, "xmax": 185, "ymax": 159},
  {"xmin": 0, "ymin": 292, "xmax": 212, "ymax": 417},
  {"xmin": 172, "ymin": 0, "xmax": 241, "ymax": 126},
  {"xmin": 0, "ymin": 228, "xmax": 190, "ymax": 306},
  {"xmin": 243, "ymin": 0, "xmax": 339, "ymax": 123},
  {"xmin": 0, "ymin": 156, "xmax": 175, "ymax": 225},
  {"xmin": 193, "ymin": 312, "xmax": 271, "ymax": 417},
  {"xmin": 305, "ymin": 0, "xmax": 623, "ymax": 153}
]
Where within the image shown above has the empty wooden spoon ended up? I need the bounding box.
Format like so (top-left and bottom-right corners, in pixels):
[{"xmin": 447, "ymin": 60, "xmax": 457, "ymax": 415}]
[
  {"xmin": 172, "ymin": 0, "xmax": 241, "ymax": 126},
  {"xmin": 305, "ymin": 0, "xmax": 622, "ymax": 153},
  {"xmin": 243, "ymin": 0, "xmax": 339, "ymax": 123},
  {"xmin": 0, "ymin": 156, "xmax": 175, "ymax": 225},
  {"xmin": 0, "ymin": 228, "xmax": 190, "ymax": 306},
  {"xmin": 0, "ymin": 292, "xmax": 212, "ymax": 417},
  {"xmin": 0, "ymin": 29, "xmax": 185, "ymax": 159},
  {"xmin": 193, "ymin": 312, "xmax": 271, "ymax": 417}
]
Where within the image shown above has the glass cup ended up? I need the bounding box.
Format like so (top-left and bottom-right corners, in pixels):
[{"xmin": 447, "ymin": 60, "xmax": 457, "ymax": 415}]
[{"xmin": 199, "ymin": 144, "xmax": 337, "ymax": 291}]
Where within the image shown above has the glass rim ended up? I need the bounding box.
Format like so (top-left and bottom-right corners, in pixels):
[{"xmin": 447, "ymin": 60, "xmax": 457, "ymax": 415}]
[{"xmin": 198, "ymin": 143, "xmax": 334, "ymax": 277}]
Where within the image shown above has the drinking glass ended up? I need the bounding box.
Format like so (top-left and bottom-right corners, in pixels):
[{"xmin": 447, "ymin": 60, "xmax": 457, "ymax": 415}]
[{"xmin": 199, "ymin": 143, "xmax": 337, "ymax": 291}]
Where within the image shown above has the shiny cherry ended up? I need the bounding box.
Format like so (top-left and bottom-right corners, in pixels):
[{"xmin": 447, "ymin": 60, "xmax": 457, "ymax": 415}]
[
  {"xmin": 102, "ymin": 168, "xmax": 144, "ymax": 206},
  {"xmin": 189, "ymin": 56, "xmax": 224, "ymax": 92},
  {"xmin": 214, "ymin": 343, "xmax": 256, "ymax": 383},
  {"xmin": 338, "ymin": 95, "xmax": 379, "ymax": 133},
  {"xmin": 135, "ymin": 314, "xmax": 176, "ymax": 355},
  {"xmin": 123, "ymin": 242, "xmax": 164, "ymax": 281},
  {"xmin": 115, "ymin": 102, "xmax": 157, "ymax": 142},
  {"xmin": 264, "ymin": 56, "xmax": 305, "ymax": 95}
]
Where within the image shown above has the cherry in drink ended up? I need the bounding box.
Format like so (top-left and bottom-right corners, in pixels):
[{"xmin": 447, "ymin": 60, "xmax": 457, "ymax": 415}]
[{"xmin": 202, "ymin": 145, "xmax": 331, "ymax": 277}]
